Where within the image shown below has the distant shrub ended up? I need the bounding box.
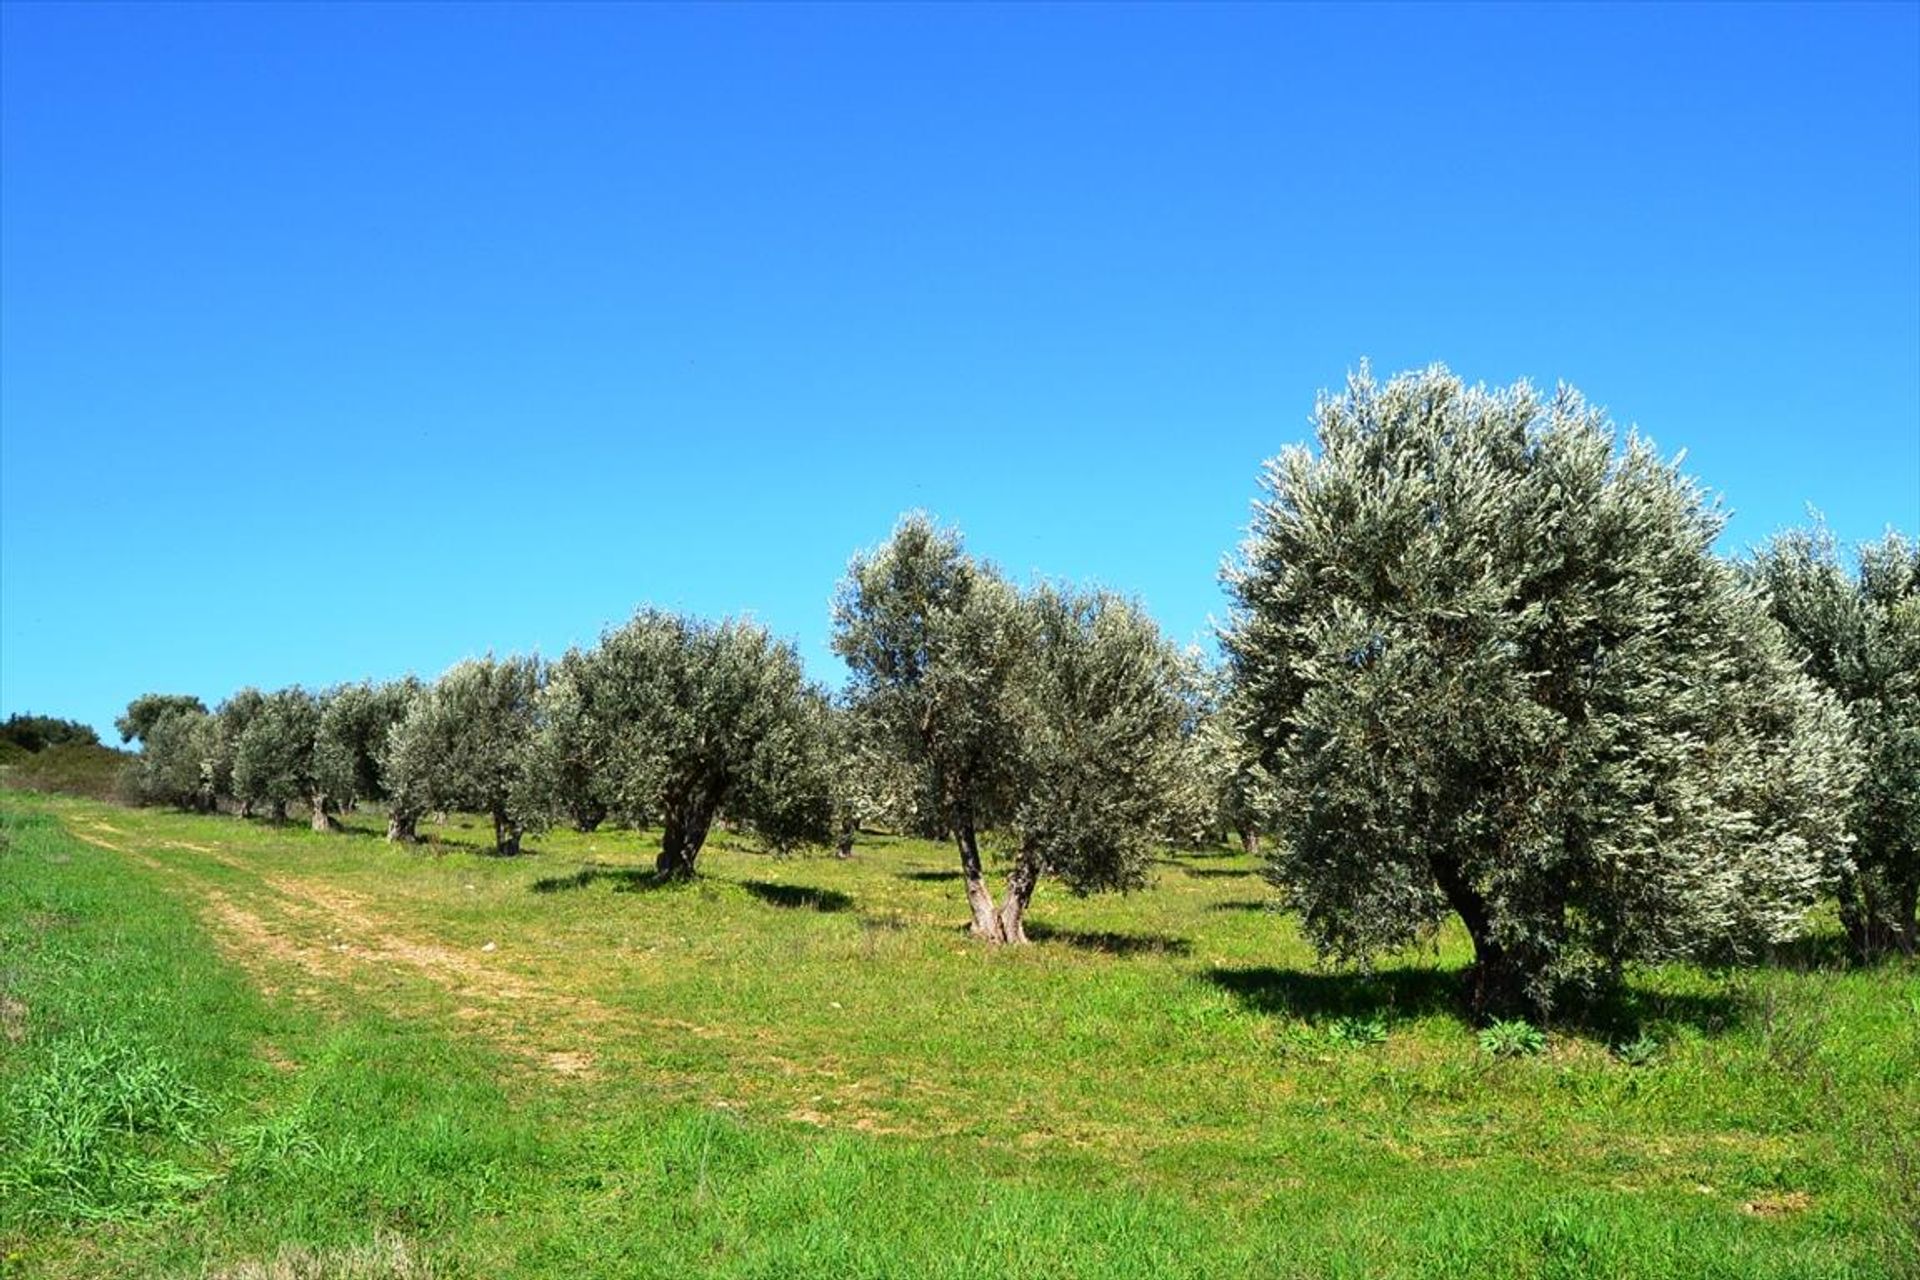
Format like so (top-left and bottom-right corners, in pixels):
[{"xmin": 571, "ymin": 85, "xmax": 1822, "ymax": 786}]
[
  {"xmin": 0, "ymin": 714, "xmax": 99, "ymax": 753},
  {"xmin": 0, "ymin": 742, "xmax": 133, "ymax": 802}
]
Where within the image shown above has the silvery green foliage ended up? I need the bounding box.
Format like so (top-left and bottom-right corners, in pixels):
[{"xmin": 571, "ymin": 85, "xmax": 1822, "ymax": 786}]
[
  {"xmin": 538, "ymin": 611, "xmax": 831, "ymax": 877},
  {"xmin": 204, "ymin": 688, "xmax": 266, "ymax": 810},
  {"xmin": 1751, "ymin": 525, "xmax": 1920, "ymax": 955},
  {"xmin": 386, "ymin": 656, "xmax": 545, "ymax": 855},
  {"xmin": 832, "ymin": 513, "xmax": 1031, "ymax": 935},
  {"xmin": 231, "ymin": 688, "xmax": 324, "ymax": 822},
  {"xmin": 115, "ymin": 693, "xmax": 206, "ymax": 747},
  {"xmin": 1004, "ymin": 585, "xmax": 1196, "ymax": 899},
  {"xmin": 1178, "ymin": 666, "xmax": 1273, "ymax": 854},
  {"xmin": 821, "ymin": 694, "xmax": 923, "ymax": 854},
  {"xmin": 129, "ymin": 704, "xmax": 213, "ymax": 809},
  {"xmin": 1223, "ymin": 365, "xmax": 1859, "ymax": 1014},
  {"xmin": 313, "ymin": 678, "xmax": 420, "ymax": 813},
  {"xmin": 832, "ymin": 514, "xmax": 1028, "ymax": 827}
]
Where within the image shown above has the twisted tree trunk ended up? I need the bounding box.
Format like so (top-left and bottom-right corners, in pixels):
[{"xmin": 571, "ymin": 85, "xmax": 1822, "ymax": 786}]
[
  {"xmin": 953, "ymin": 819, "xmax": 1001, "ymax": 939},
  {"xmin": 387, "ymin": 810, "xmax": 419, "ymax": 843},
  {"xmin": 656, "ymin": 802, "xmax": 713, "ymax": 879},
  {"xmin": 310, "ymin": 793, "xmax": 338, "ymax": 832},
  {"xmin": 996, "ymin": 849, "xmax": 1042, "ymax": 944}
]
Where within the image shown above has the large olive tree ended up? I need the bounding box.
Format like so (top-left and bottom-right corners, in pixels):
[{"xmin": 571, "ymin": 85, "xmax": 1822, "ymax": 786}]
[
  {"xmin": 1223, "ymin": 365, "xmax": 1859, "ymax": 1016},
  {"xmin": 1752, "ymin": 526, "xmax": 1920, "ymax": 956},
  {"xmin": 832, "ymin": 514, "xmax": 1030, "ymax": 936},
  {"xmin": 386, "ymin": 657, "xmax": 545, "ymax": 855},
  {"xmin": 540, "ymin": 610, "xmax": 832, "ymax": 879}
]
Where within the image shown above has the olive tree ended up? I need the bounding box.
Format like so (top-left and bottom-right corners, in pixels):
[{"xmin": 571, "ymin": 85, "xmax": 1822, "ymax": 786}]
[
  {"xmin": 204, "ymin": 688, "xmax": 266, "ymax": 814},
  {"xmin": 386, "ymin": 656, "xmax": 544, "ymax": 855},
  {"xmin": 313, "ymin": 677, "xmax": 420, "ymax": 828},
  {"xmin": 539, "ymin": 611, "xmax": 832, "ymax": 879},
  {"xmin": 992, "ymin": 584, "xmax": 1197, "ymax": 942},
  {"xmin": 232, "ymin": 687, "xmax": 325, "ymax": 826},
  {"xmin": 1181, "ymin": 669, "xmax": 1271, "ymax": 855},
  {"xmin": 833, "ymin": 513, "xmax": 1030, "ymax": 935},
  {"xmin": 1223, "ymin": 365, "xmax": 1859, "ymax": 1016},
  {"xmin": 116, "ymin": 693, "xmax": 207, "ymax": 747},
  {"xmin": 1751, "ymin": 526, "xmax": 1920, "ymax": 956},
  {"xmin": 128, "ymin": 704, "xmax": 213, "ymax": 809}
]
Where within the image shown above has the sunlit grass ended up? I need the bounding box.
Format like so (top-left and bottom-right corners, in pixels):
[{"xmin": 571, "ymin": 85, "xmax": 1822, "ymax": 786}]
[{"xmin": 3, "ymin": 791, "xmax": 1914, "ymax": 1277}]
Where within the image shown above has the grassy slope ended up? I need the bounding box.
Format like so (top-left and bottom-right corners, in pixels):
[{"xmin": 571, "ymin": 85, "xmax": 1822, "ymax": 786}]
[
  {"xmin": 1, "ymin": 792, "xmax": 1915, "ymax": 1278},
  {"xmin": 0, "ymin": 744, "xmax": 130, "ymax": 803}
]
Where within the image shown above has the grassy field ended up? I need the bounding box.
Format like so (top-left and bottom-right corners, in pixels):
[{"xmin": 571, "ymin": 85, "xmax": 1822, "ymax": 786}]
[{"xmin": 2, "ymin": 791, "xmax": 1915, "ymax": 1278}]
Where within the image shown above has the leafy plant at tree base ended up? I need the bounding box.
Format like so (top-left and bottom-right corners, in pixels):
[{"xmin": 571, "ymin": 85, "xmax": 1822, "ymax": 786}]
[
  {"xmin": 1479, "ymin": 1019, "xmax": 1547, "ymax": 1058},
  {"xmin": 1325, "ymin": 1015, "xmax": 1388, "ymax": 1049}
]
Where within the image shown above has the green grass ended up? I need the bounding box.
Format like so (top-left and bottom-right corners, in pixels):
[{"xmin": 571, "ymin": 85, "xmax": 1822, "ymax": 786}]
[{"xmin": 2, "ymin": 792, "xmax": 1915, "ymax": 1278}]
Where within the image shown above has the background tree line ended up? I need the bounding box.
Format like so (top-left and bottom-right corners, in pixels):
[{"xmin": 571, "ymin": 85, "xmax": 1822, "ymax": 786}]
[{"xmin": 111, "ymin": 364, "xmax": 1919, "ymax": 1017}]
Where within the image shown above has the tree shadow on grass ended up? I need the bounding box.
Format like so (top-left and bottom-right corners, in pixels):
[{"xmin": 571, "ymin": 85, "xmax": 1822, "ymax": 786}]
[
  {"xmin": 1204, "ymin": 963, "xmax": 1748, "ymax": 1037},
  {"xmin": 1209, "ymin": 898, "xmax": 1278, "ymax": 913},
  {"xmin": 1205, "ymin": 965, "xmax": 1461, "ymax": 1023},
  {"xmin": 739, "ymin": 880, "xmax": 854, "ymax": 913},
  {"xmin": 531, "ymin": 864, "xmax": 672, "ymax": 894},
  {"xmin": 1181, "ymin": 866, "xmax": 1252, "ymax": 880},
  {"xmin": 899, "ymin": 869, "xmax": 963, "ymax": 882},
  {"xmin": 1026, "ymin": 921, "xmax": 1193, "ymax": 956}
]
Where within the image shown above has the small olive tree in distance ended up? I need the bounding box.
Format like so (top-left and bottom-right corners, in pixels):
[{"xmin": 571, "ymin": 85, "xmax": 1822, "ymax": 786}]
[
  {"xmin": 1752, "ymin": 526, "xmax": 1920, "ymax": 957},
  {"xmin": 833, "ymin": 513, "xmax": 1029, "ymax": 936},
  {"xmin": 539, "ymin": 610, "xmax": 832, "ymax": 879},
  {"xmin": 232, "ymin": 687, "xmax": 325, "ymax": 826},
  {"xmin": 1223, "ymin": 365, "xmax": 1860, "ymax": 1017},
  {"xmin": 386, "ymin": 657, "xmax": 544, "ymax": 855},
  {"xmin": 993, "ymin": 584, "xmax": 1197, "ymax": 943}
]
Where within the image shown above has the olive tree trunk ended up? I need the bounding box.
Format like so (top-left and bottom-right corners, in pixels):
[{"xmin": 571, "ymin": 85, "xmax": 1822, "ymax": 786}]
[
  {"xmin": 952, "ymin": 820, "xmax": 1001, "ymax": 939},
  {"xmin": 995, "ymin": 850, "xmax": 1042, "ymax": 944},
  {"xmin": 656, "ymin": 802, "xmax": 714, "ymax": 880},
  {"xmin": 490, "ymin": 805, "xmax": 522, "ymax": 857},
  {"xmin": 310, "ymin": 794, "xmax": 338, "ymax": 833},
  {"xmin": 386, "ymin": 811, "xmax": 419, "ymax": 843},
  {"xmin": 1429, "ymin": 850, "xmax": 1535, "ymax": 1019}
]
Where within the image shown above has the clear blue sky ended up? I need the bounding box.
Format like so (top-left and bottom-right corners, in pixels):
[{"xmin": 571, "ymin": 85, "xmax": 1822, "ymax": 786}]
[{"xmin": 3, "ymin": 2, "xmax": 1916, "ymax": 738}]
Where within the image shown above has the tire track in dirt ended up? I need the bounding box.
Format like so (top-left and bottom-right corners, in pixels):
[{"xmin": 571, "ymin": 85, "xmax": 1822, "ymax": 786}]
[{"xmin": 59, "ymin": 813, "xmax": 942, "ymax": 1130}]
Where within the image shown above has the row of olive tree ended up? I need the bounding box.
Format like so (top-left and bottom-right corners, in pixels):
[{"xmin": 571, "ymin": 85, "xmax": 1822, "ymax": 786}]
[
  {"xmin": 120, "ymin": 619, "xmax": 841, "ymax": 871},
  {"xmin": 114, "ymin": 362, "xmax": 1913, "ymax": 1009}
]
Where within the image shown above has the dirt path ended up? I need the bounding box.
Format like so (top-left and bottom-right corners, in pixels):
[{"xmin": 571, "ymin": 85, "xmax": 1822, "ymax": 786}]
[{"xmin": 69, "ymin": 815, "xmax": 610, "ymax": 1077}]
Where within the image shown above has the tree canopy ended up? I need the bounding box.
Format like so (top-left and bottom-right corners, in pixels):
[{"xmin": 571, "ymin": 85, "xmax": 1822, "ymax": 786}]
[
  {"xmin": 1223, "ymin": 365, "xmax": 1859, "ymax": 1015},
  {"xmin": 1751, "ymin": 525, "xmax": 1920, "ymax": 956},
  {"xmin": 540, "ymin": 610, "xmax": 832, "ymax": 878}
]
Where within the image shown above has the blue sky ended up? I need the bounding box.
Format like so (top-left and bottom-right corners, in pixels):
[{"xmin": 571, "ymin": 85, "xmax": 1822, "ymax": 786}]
[{"xmin": 3, "ymin": 2, "xmax": 1916, "ymax": 738}]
